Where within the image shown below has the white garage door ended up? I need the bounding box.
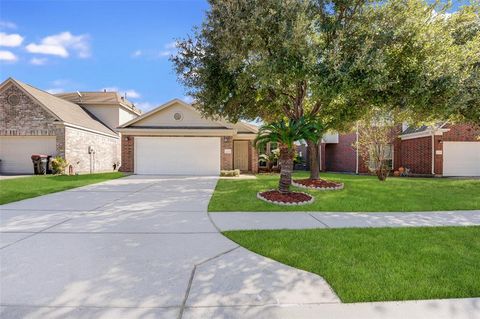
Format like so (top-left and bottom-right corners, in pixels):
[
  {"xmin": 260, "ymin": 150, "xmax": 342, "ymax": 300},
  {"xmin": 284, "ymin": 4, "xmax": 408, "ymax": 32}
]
[
  {"xmin": 0, "ymin": 136, "xmax": 57, "ymax": 174},
  {"xmin": 135, "ymin": 137, "xmax": 220, "ymax": 175},
  {"xmin": 443, "ymin": 142, "xmax": 480, "ymax": 176}
]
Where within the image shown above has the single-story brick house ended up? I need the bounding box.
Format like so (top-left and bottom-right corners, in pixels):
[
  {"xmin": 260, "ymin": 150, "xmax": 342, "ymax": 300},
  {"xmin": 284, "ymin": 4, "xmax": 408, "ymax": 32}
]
[
  {"xmin": 318, "ymin": 123, "xmax": 480, "ymax": 177},
  {"xmin": 0, "ymin": 78, "xmax": 140, "ymax": 174},
  {"xmin": 117, "ymin": 99, "xmax": 259, "ymax": 175}
]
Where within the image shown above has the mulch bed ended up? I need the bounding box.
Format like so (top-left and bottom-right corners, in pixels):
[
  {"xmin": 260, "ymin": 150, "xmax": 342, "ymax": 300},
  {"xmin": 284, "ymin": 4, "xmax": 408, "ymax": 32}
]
[
  {"xmin": 292, "ymin": 178, "xmax": 344, "ymax": 190},
  {"xmin": 257, "ymin": 190, "xmax": 314, "ymax": 206}
]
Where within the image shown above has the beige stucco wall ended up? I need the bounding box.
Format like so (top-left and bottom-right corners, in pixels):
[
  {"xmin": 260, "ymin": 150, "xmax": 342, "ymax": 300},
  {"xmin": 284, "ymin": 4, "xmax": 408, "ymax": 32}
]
[
  {"xmin": 80, "ymin": 104, "xmax": 119, "ymax": 131},
  {"xmin": 131, "ymin": 102, "xmax": 222, "ymax": 127},
  {"xmin": 119, "ymin": 108, "xmax": 137, "ymax": 126},
  {"xmin": 64, "ymin": 126, "xmax": 120, "ymax": 173}
]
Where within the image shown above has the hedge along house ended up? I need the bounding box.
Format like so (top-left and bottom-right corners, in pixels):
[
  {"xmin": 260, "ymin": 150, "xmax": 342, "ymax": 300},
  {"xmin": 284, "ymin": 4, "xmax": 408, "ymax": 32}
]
[
  {"xmin": 117, "ymin": 99, "xmax": 259, "ymax": 175},
  {"xmin": 0, "ymin": 78, "xmax": 140, "ymax": 174}
]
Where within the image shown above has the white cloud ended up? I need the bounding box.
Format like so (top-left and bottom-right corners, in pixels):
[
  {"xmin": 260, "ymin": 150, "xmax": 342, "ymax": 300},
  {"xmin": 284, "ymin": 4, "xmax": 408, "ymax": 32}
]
[
  {"xmin": 131, "ymin": 50, "xmax": 142, "ymax": 57},
  {"xmin": 46, "ymin": 88, "xmax": 65, "ymax": 94},
  {"xmin": 125, "ymin": 90, "xmax": 140, "ymax": 99},
  {"xmin": 26, "ymin": 31, "xmax": 90, "ymax": 58},
  {"xmin": 158, "ymin": 41, "xmax": 177, "ymax": 58},
  {"xmin": 30, "ymin": 57, "xmax": 48, "ymax": 65},
  {"xmin": 183, "ymin": 95, "xmax": 195, "ymax": 104},
  {"xmin": 0, "ymin": 32, "xmax": 24, "ymax": 47},
  {"xmin": 133, "ymin": 41, "xmax": 178, "ymax": 59},
  {"xmin": 0, "ymin": 21, "xmax": 17, "ymax": 29},
  {"xmin": 0, "ymin": 50, "xmax": 18, "ymax": 62},
  {"xmin": 135, "ymin": 101, "xmax": 156, "ymax": 111},
  {"xmin": 101, "ymin": 87, "xmax": 141, "ymax": 99}
]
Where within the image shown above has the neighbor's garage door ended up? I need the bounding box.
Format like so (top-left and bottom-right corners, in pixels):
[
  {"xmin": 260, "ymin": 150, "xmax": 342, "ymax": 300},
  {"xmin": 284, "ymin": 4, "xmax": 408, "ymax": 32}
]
[
  {"xmin": 0, "ymin": 136, "xmax": 57, "ymax": 174},
  {"xmin": 135, "ymin": 137, "xmax": 220, "ymax": 175},
  {"xmin": 443, "ymin": 142, "xmax": 480, "ymax": 176}
]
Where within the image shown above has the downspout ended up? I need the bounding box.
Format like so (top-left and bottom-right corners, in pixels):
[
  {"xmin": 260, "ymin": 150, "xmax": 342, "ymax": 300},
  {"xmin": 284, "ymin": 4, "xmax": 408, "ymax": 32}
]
[
  {"xmin": 431, "ymin": 128, "xmax": 435, "ymax": 175},
  {"xmin": 355, "ymin": 123, "xmax": 359, "ymax": 174}
]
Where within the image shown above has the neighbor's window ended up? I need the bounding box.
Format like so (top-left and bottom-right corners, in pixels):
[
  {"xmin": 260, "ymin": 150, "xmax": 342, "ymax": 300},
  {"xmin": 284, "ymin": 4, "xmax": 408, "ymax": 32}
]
[{"xmin": 368, "ymin": 144, "xmax": 393, "ymax": 171}]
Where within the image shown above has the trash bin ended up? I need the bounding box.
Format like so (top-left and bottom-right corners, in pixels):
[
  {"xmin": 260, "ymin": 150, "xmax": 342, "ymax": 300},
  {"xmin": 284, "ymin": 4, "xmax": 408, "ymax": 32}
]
[{"xmin": 31, "ymin": 154, "xmax": 48, "ymax": 175}]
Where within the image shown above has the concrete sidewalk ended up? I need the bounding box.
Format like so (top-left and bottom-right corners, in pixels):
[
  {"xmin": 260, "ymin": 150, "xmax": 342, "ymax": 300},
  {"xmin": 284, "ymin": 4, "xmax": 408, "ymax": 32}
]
[{"xmin": 210, "ymin": 210, "xmax": 480, "ymax": 231}]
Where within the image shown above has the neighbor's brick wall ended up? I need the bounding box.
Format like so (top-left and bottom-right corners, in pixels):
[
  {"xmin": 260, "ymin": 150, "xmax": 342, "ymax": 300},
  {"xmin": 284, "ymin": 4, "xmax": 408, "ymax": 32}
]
[
  {"xmin": 65, "ymin": 126, "xmax": 120, "ymax": 173},
  {"xmin": 399, "ymin": 136, "xmax": 432, "ymax": 175},
  {"xmin": 120, "ymin": 135, "xmax": 134, "ymax": 172},
  {"xmin": 442, "ymin": 123, "xmax": 480, "ymax": 141},
  {"xmin": 325, "ymin": 132, "xmax": 357, "ymax": 172},
  {"xmin": 221, "ymin": 136, "xmax": 233, "ymax": 170},
  {"xmin": 1, "ymin": 82, "xmax": 65, "ymax": 157}
]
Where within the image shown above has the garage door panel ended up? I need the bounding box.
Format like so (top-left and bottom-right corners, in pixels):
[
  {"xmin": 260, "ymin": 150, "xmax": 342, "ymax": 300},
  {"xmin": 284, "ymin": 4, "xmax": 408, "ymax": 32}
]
[
  {"xmin": 135, "ymin": 137, "xmax": 220, "ymax": 175},
  {"xmin": 443, "ymin": 142, "xmax": 480, "ymax": 177},
  {"xmin": 0, "ymin": 136, "xmax": 57, "ymax": 174}
]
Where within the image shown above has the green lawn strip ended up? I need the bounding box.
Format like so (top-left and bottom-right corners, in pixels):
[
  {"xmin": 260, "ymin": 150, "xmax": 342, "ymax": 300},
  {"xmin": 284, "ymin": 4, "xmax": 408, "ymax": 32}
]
[
  {"xmin": 0, "ymin": 172, "xmax": 125, "ymax": 205},
  {"xmin": 224, "ymin": 226, "xmax": 480, "ymax": 303},
  {"xmin": 209, "ymin": 172, "xmax": 480, "ymax": 212}
]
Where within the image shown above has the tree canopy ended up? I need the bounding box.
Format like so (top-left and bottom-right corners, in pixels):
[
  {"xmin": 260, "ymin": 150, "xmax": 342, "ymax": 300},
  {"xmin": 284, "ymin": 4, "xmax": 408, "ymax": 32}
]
[{"xmin": 173, "ymin": 0, "xmax": 479, "ymax": 126}]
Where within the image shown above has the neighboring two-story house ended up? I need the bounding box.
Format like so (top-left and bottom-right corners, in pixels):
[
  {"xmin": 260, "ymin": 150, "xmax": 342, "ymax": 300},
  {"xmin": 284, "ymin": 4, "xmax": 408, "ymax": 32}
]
[{"xmin": 0, "ymin": 78, "xmax": 141, "ymax": 174}]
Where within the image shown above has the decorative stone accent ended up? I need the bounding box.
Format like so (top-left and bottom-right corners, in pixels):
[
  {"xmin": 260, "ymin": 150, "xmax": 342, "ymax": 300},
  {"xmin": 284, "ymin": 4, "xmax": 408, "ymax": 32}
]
[
  {"xmin": 292, "ymin": 180, "xmax": 344, "ymax": 191},
  {"xmin": 257, "ymin": 190, "xmax": 315, "ymax": 206},
  {"xmin": 0, "ymin": 83, "xmax": 59, "ymax": 136}
]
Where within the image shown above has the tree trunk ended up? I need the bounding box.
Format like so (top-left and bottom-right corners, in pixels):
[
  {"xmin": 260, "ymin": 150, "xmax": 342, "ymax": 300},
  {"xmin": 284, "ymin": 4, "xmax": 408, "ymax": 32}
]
[
  {"xmin": 278, "ymin": 145, "xmax": 295, "ymax": 193},
  {"xmin": 376, "ymin": 161, "xmax": 388, "ymax": 181},
  {"xmin": 307, "ymin": 140, "xmax": 320, "ymax": 180}
]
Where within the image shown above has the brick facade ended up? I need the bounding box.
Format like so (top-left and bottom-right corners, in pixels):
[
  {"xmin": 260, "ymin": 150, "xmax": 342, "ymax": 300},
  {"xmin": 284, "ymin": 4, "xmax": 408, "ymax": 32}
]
[
  {"xmin": 399, "ymin": 136, "xmax": 432, "ymax": 175},
  {"xmin": 325, "ymin": 123, "xmax": 480, "ymax": 176},
  {"xmin": 325, "ymin": 132, "xmax": 357, "ymax": 172},
  {"xmin": 65, "ymin": 126, "xmax": 119, "ymax": 173},
  {"xmin": 221, "ymin": 136, "xmax": 233, "ymax": 170},
  {"xmin": 119, "ymin": 135, "xmax": 135, "ymax": 172},
  {"xmin": 1, "ymin": 81, "xmax": 121, "ymax": 174},
  {"xmin": 0, "ymin": 83, "xmax": 61, "ymax": 138}
]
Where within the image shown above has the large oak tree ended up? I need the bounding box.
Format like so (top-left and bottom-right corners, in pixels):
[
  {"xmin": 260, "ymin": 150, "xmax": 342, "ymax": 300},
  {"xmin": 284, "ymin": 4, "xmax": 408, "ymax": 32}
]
[{"xmin": 173, "ymin": 0, "xmax": 479, "ymax": 178}]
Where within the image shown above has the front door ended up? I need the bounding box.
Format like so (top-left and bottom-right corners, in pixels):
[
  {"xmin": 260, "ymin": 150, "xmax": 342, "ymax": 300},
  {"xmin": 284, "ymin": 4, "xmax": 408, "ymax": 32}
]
[{"xmin": 233, "ymin": 141, "xmax": 249, "ymax": 171}]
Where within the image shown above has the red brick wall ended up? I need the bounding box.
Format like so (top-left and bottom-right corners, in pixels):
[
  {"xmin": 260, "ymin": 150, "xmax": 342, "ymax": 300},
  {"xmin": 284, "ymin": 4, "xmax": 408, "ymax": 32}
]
[
  {"xmin": 399, "ymin": 136, "xmax": 432, "ymax": 175},
  {"xmin": 221, "ymin": 136, "xmax": 233, "ymax": 170},
  {"xmin": 442, "ymin": 123, "xmax": 480, "ymax": 141},
  {"xmin": 325, "ymin": 133, "xmax": 357, "ymax": 172},
  {"xmin": 119, "ymin": 135, "xmax": 134, "ymax": 172}
]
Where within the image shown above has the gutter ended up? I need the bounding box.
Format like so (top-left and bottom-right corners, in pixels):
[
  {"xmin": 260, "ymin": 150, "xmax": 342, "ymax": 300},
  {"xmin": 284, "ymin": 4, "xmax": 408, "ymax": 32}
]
[{"xmin": 55, "ymin": 122, "xmax": 119, "ymax": 139}]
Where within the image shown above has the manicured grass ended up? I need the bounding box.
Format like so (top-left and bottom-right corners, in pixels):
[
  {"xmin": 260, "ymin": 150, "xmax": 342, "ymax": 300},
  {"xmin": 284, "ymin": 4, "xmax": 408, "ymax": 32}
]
[
  {"xmin": 224, "ymin": 226, "xmax": 480, "ymax": 302},
  {"xmin": 209, "ymin": 172, "xmax": 480, "ymax": 212},
  {"xmin": 0, "ymin": 172, "xmax": 125, "ymax": 205}
]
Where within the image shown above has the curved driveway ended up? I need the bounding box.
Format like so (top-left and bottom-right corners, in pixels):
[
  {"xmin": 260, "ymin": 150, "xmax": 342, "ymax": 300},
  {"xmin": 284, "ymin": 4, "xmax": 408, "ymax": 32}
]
[{"xmin": 0, "ymin": 175, "xmax": 338, "ymax": 319}]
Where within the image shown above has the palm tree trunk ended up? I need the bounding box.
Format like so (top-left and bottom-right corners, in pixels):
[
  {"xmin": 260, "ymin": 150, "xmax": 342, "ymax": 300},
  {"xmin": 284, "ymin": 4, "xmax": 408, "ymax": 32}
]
[
  {"xmin": 307, "ymin": 140, "xmax": 320, "ymax": 180},
  {"xmin": 278, "ymin": 145, "xmax": 295, "ymax": 193}
]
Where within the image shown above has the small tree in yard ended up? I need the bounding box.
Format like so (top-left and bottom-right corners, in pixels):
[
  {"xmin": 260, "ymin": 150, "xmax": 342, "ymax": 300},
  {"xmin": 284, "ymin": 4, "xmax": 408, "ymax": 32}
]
[
  {"xmin": 255, "ymin": 117, "xmax": 314, "ymax": 193},
  {"xmin": 354, "ymin": 111, "xmax": 398, "ymax": 181}
]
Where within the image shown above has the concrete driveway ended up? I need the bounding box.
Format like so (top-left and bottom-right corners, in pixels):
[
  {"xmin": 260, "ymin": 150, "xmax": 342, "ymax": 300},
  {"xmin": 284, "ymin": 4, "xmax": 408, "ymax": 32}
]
[{"xmin": 0, "ymin": 175, "xmax": 338, "ymax": 319}]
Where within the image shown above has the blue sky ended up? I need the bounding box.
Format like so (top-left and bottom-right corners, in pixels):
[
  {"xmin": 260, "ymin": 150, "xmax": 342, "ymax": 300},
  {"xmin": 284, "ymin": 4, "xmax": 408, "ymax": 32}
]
[
  {"xmin": 0, "ymin": 0, "xmax": 466, "ymax": 112},
  {"xmin": 0, "ymin": 0, "xmax": 209, "ymax": 111}
]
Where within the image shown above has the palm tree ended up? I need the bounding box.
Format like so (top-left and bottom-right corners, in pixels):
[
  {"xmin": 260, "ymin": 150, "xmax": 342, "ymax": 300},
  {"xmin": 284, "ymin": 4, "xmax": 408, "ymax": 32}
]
[{"xmin": 255, "ymin": 117, "xmax": 315, "ymax": 193}]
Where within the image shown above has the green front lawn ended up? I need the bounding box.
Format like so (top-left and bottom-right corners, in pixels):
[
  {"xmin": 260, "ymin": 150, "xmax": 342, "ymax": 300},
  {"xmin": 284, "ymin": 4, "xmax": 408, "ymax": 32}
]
[
  {"xmin": 0, "ymin": 172, "xmax": 125, "ymax": 205},
  {"xmin": 209, "ymin": 172, "xmax": 480, "ymax": 212},
  {"xmin": 224, "ymin": 226, "xmax": 480, "ymax": 302}
]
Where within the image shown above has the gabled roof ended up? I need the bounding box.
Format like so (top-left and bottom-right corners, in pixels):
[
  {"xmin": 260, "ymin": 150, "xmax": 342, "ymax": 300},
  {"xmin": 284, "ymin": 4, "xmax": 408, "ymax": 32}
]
[
  {"xmin": 0, "ymin": 78, "xmax": 117, "ymax": 137},
  {"xmin": 55, "ymin": 91, "xmax": 141, "ymax": 115},
  {"xmin": 401, "ymin": 122, "xmax": 448, "ymax": 135},
  {"xmin": 119, "ymin": 98, "xmax": 258, "ymax": 134}
]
